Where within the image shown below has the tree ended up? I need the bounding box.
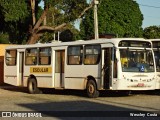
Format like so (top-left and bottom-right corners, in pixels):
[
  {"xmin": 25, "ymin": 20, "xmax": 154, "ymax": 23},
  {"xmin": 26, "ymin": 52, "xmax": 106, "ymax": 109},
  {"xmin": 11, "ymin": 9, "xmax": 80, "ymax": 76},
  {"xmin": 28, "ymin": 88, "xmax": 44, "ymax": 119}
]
[
  {"xmin": 143, "ymin": 26, "xmax": 160, "ymax": 39},
  {"xmin": 27, "ymin": 0, "xmax": 94, "ymax": 44},
  {"xmin": 80, "ymin": 0, "xmax": 143, "ymax": 39},
  {"xmin": 0, "ymin": 0, "xmax": 35, "ymax": 44},
  {"xmin": 0, "ymin": 32, "xmax": 9, "ymax": 44},
  {"xmin": 38, "ymin": 5, "xmax": 78, "ymax": 42},
  {"xmin": 0, "ymin": 0, "xmax": 94, "ymax": 44}
]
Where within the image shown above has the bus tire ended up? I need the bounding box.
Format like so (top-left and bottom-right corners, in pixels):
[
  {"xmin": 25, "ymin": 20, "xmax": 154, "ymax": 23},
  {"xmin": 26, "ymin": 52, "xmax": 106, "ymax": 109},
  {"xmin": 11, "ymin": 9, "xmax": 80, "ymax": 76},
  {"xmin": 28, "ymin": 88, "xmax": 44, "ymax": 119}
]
[
  {"xmin": 86, "ymin": 80, "xmax": 99, "ymax": 98},
  {"xmin": 28, "ymin": 78, "xmax": 41, "ymax": 94}
]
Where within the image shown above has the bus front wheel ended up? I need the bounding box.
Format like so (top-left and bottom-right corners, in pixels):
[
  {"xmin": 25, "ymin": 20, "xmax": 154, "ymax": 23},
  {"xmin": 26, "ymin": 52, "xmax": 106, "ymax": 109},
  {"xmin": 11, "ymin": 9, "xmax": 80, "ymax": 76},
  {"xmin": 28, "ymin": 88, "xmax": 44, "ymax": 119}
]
[
  {"xmin": 28, "ymin": 78, "xmax": 41, "ymax": 94},
  {"xmin": 86, "ymin": 80, "xmax": 99, "ymax": 98}
]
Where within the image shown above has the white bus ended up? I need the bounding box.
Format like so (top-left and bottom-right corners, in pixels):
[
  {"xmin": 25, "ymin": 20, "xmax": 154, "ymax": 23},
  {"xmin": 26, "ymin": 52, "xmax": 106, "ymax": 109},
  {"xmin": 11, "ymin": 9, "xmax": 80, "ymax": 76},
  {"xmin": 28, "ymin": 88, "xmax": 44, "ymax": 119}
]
[
  {"xmin": 4, "ymin": 38, "xmax": 156, "ymax": 98},
  {"xmin": 149, "ymin": 39, "xmax": 160, "ymax": 89}
]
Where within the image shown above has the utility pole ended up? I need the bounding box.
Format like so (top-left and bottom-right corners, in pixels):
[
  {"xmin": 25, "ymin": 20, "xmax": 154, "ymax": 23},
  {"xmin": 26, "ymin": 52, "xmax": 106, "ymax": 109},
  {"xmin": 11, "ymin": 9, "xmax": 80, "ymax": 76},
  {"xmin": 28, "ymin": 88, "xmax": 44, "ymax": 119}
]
[{"xmin": 93, "ymin": 0, "xmax": 99, "ymax": 40}]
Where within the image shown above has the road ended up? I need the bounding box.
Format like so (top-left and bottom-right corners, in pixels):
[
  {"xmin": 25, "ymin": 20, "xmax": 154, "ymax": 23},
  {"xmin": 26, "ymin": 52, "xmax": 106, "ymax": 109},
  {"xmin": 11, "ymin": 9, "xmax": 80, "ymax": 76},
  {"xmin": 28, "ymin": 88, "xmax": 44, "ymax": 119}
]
[{"xmin": 0, "ymin": 84, "xmax": 160, "ymax": 120}]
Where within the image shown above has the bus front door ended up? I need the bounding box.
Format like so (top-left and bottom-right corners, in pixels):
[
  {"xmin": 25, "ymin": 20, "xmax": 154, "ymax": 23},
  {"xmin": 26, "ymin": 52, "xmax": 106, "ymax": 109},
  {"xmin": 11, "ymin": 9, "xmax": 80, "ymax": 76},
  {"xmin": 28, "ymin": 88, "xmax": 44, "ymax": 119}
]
[
  {"xmin": 102, "ymin": 48, "xmax": 112, "ymax": 89},
  {"xmin": 55, "ymin": 50, "xmax": 65, "ymax": 88},
  {"xmin": 19, "ymin": 52, "xmax": 24, "ymax": 86}
]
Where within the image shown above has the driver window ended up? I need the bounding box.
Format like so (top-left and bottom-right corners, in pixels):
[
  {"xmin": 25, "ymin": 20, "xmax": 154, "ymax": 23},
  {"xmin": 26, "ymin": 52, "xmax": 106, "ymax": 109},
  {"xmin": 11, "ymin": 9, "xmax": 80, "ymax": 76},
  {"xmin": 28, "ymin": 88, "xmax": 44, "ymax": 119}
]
[{"xmin": 120, "ymin": 50, "xmax": 128, "ymax": 67}]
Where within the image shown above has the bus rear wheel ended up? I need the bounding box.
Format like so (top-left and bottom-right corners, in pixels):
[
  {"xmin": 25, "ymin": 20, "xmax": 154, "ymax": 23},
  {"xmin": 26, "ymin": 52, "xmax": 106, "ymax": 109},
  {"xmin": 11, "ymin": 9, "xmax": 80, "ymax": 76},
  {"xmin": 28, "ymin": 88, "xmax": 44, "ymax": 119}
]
[
  {"xmin": 86, "ymin": 80, "xmax": 99, "ymax": 98},
  {"xmin": 28, "ymin": 78, "xmax": 41, "ymax": 94}
]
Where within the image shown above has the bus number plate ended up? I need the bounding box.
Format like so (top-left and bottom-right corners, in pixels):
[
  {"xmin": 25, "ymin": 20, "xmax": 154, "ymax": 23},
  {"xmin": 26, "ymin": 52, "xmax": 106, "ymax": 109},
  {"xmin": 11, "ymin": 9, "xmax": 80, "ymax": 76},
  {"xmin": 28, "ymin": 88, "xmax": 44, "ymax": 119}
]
[{"xmin": 137, "ymin": 83, "xmax": 144, "ymax": 87}]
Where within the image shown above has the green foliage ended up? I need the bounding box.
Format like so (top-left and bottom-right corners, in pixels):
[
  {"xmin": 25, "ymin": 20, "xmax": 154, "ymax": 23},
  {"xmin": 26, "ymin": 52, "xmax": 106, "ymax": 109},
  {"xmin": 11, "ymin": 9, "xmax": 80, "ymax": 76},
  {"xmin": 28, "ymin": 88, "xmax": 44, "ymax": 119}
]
[
  {"xmin": 60, "ymin": 29, "xmax": 73, "ymax": 42},
  {"xmin": 39, "ymin": 30, "xmax": 74, "ymax": 43},
  {"xmin": 44, "ymin": 0, "xmax": 88, "ymax": 22},
  {"xmin": 0, "ymin": 0, "xmax": 29, "ymax": 22},
  {"xmin": 80, "ymin": 0, "xmax": 143, "ymax": 39},
  {"xmin": 40, "ymin": 1, "xmax": 85, "ymax": 42},
  {"xmin": 46, "ymin": 6, "xmax": 63, "ymax": 26},
  {"xmin": 59, "ymin": 27, "xmax": 81, "ymax": 42},
  {"xmin": 0, "ymin": 32, "xmax": 9, "ymax": 44},
  {"xmin": 61, "ymin": 0, "xmax": 87, "ymax": 21},
  {"xmin": 143, "ymin": 26, "xmax": 160, "ymax": 39},
  {"xmin": 0, "ymin": 0, "xmax": 42, "ymax": 44},
  {"xmin": 0, "ymin": 0, "xmax": 88, "ymax": 43},
  {"xmin": 40, "ymin": 25, "xmax": 80, "ymax": 42},
  {"xmin": 39, "ymin": 32, "xmax": 54, "ymax": 43},
  {"xmin": 0, "ymin": 0, "xmax": 31, "ymax": 43}
]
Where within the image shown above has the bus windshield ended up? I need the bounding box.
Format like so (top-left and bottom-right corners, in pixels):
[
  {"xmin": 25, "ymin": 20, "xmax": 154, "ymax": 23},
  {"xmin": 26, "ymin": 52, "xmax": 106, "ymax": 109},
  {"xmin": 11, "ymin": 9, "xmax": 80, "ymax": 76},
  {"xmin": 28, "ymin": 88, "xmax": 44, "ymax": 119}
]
[{"xmin": 120, "ymin": 49, "xmax": 154, "ymax": 72}]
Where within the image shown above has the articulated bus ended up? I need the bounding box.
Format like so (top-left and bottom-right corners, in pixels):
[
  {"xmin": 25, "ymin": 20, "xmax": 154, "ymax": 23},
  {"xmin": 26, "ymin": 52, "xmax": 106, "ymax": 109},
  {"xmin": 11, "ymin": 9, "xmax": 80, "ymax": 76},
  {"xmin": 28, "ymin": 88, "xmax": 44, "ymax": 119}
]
[
  {"xmin": 4, "ymin": 38, "xmax": 156, "ymax": 98},
  {"xmin": 149, "ymin": 39, "xmax": 160, "ymax": 89}
]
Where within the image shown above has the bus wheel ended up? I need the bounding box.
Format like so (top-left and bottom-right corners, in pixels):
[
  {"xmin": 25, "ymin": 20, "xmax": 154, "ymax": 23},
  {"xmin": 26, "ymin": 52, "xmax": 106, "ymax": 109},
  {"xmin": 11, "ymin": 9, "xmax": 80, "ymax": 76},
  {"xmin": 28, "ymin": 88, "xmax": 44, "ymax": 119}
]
[
  {"xmin": 28, "ymin": 78, "xmax": 41, "ymax": 94},
  {"xmin": 86, "ymin": 80, "xmax": 99, "ymax": 98}
]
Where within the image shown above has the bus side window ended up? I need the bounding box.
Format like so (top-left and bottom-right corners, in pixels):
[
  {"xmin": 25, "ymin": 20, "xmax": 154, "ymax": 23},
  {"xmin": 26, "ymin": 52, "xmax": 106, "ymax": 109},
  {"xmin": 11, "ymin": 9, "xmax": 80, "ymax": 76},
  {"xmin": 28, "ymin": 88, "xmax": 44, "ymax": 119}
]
[
  {"xmin": 67, "ymin": 46, "xmax": 83, "ymax": 65},
  {"xmin": 6, "ymin": 50, "xmax": 17, "ymax": 66},
  {"xmin": 84, "ymin": 45, "xmax": 101, "ymax": 65},
  {"xmin": 25, "ymin": 48, "xmax": 37, "ymax": 65},
  {"xmin": 39, "ymin": 47, "xmax": 51, "ymax": 65}
]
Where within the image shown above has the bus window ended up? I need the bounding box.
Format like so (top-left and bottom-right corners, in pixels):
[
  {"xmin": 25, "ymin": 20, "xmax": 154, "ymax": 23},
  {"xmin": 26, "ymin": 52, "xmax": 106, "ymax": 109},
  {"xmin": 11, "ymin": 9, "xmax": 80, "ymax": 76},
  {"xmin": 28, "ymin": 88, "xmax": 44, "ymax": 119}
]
[
  {"xmin": 67, "ymin": 46, "xmax": 83, "ymax": 65},
  {"xmin": 153, "ymin": 50, "xmax": 160, "ymax": 72},
  {"xmin": 39, "ymin": 47, "xmax": 51, "ymax": 65},
  {"xmin": 120, "ymin": 49, "xmax": 128, "ymax": 67},
  {"xmin": 84, "ymin": 45, "xmax": 101, "ymax": 65},
  {"xmin": 120, "ymin": 49, "xmax": 154, "ymax": 72},
  {"xmin": 25, "ymin": 48, "xmax": 37, "ymax": 65},
  {"xmin": 6, "ymin": 50, "xmax": 17, "ymax": 66}
]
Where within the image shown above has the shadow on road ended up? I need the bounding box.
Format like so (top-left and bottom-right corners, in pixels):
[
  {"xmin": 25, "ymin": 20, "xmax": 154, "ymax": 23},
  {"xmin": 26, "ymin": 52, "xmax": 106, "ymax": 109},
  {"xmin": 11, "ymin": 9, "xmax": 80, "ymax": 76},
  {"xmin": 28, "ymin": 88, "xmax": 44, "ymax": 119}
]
[
  {"xmin": 16, "ymin": 100, "xmax": 160, "ymax": 119},
  {"xmin": 0, "ymin": 83, "xmax": 28, "ymax": 93}
]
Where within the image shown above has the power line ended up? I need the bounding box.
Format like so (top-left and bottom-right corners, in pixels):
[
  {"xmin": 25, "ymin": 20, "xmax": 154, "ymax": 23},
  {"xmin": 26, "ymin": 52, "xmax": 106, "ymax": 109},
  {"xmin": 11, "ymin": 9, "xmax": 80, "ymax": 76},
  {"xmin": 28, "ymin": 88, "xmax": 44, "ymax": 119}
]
[
  {"xmin": 140, "ymin": 0, "xmax": 160, "ymax": 5},
  {"xmin": 144, "ymin": 15, "xmax": 160, "ymax": 20},
  {"xmin": 139, "ymin": 4, "xmax": 160, "ymax": 8}
]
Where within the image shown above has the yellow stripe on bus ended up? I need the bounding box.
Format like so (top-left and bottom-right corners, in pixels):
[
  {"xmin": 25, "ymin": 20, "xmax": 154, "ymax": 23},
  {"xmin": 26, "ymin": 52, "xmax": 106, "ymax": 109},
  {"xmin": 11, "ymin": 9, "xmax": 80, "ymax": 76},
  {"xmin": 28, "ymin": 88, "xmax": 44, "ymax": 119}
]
[{"xmin": 30, "ymin": 67, "xmax": 52, "ymax": 74}]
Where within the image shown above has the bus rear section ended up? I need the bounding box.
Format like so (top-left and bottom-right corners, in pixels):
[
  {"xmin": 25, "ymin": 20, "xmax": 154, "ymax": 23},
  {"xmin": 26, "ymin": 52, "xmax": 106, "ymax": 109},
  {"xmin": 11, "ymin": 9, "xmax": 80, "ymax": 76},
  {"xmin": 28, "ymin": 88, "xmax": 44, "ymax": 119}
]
[
  {"xmin": 4, "ymin": 47, "xmax": 53, "ymax": 89},
  {"xmin": 4, "ymin": 49, "xmax": 18, "ymax": 86}
]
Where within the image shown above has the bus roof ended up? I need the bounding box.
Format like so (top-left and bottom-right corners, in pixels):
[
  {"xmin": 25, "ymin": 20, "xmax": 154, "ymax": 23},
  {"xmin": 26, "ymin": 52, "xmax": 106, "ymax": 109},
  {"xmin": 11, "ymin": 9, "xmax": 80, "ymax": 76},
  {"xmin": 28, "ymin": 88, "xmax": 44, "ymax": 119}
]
[
  {"xmin": 149, "ymin": 39, "xmax": 160, "ymax": 48},
  {"xmin": 148, "ymin": 39, "xmax": 160, "ymax": 42},
  {"xmin": 5, "ymin": 38, "xmax": 147, "ymax": 50}
]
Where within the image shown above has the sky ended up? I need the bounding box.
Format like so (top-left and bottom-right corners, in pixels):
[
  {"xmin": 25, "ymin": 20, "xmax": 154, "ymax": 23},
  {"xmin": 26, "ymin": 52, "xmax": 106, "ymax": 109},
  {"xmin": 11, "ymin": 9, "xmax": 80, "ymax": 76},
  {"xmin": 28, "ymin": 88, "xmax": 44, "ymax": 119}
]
[{"xmin": 136, "ymin": 0, "xmax": 160, "ymax": 28}]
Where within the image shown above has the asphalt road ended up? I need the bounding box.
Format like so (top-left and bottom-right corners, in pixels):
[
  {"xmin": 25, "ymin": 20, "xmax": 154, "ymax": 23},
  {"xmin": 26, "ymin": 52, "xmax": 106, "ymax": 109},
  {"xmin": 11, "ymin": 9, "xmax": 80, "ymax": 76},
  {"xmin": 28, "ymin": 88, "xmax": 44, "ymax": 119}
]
[{"xmin": 0, "ymin": 84, "xmax": 160, "ymax": 120}]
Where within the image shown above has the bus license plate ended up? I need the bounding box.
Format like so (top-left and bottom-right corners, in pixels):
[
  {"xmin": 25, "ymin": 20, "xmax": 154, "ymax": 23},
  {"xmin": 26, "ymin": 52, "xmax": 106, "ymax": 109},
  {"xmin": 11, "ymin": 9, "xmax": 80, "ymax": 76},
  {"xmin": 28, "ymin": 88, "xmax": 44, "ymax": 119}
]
[{"xmin": 137, "ymin": 83, "xmax": 144, "ymax": 87}]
